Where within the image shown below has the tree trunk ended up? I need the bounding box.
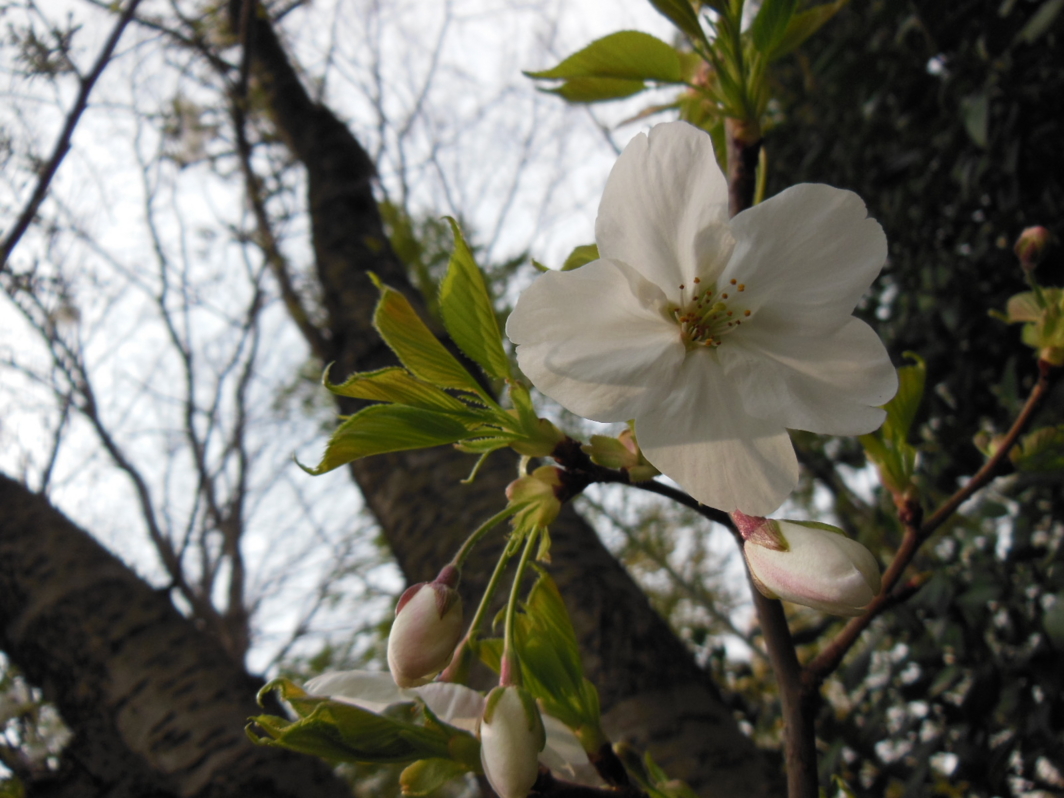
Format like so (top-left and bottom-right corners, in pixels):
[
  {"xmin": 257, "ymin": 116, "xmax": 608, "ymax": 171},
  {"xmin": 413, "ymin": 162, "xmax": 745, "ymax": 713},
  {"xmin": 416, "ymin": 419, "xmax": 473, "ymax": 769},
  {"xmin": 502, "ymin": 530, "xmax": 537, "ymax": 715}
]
[
  {"xmin": 235, "ymin": 5, "xmax": 775, "ymax": 796},
  {"xmin": 0, "ymin": 474, "xmax": 353, "ymax": 798}
]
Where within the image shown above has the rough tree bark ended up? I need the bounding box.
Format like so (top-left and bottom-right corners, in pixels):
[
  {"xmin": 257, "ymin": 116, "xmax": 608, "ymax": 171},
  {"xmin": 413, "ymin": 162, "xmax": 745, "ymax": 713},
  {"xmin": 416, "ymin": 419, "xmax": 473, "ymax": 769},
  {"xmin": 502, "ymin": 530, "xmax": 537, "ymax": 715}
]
[
  {"xmin": 0, "ymin": 474, "xmax": 354, "ymax": 798},
  {"xmin": 233, "ymin": 3, "xmax": 775, "ymax": 796}
]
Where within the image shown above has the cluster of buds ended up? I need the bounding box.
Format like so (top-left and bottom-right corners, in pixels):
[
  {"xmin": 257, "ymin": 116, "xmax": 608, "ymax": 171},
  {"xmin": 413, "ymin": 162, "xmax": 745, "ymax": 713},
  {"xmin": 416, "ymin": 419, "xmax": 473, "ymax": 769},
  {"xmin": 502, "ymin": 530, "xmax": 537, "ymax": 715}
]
[
  {"xmin": 732, "ymin": 512, "xmax": 882, "ymax": 617},
  {"xmin": 387, "ymin": 565, "xmax": 464, "ymax": 687},
  {"xmin": 386, "ymin": 550, "xmax": 549, "ymax": 797}
]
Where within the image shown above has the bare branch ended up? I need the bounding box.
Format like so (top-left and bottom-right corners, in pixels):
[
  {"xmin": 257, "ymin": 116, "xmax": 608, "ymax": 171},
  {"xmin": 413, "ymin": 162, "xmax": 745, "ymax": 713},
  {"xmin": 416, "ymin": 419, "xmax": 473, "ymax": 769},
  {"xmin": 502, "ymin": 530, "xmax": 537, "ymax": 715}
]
[{"xmin": 0, "ymin": 0, "xmax": 145, "ymax": 270}]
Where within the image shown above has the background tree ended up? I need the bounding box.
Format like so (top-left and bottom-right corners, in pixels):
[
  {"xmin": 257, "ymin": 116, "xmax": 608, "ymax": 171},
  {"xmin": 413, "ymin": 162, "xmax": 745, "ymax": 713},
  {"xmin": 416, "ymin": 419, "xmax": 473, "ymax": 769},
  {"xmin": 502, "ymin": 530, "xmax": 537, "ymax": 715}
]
[{"xmin": 0, "ymin": 0, "xmax": 1062, "ymax": 797}]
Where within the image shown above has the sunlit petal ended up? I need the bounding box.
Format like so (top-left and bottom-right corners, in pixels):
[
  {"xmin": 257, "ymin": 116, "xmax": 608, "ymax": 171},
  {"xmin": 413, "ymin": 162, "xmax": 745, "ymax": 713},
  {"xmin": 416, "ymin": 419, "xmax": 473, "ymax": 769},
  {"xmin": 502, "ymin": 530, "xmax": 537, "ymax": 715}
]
[
  {"xmin": 724, "ymin": 184, "xmax": 887, "ymax": 332},
  {"xmin": 507, "ymin": 259, "xmax": 684, "ymax": 421},
  {"xmin": 720, "ymin": 317, "xmax": 897, "ymax": 435},
  {"xmin": 636, "ymin": 350, "xmax": 798, "ymax": 516},
  {"xmin": 596, "ymin": 122, "xmax": 731, "ymax": 292}
]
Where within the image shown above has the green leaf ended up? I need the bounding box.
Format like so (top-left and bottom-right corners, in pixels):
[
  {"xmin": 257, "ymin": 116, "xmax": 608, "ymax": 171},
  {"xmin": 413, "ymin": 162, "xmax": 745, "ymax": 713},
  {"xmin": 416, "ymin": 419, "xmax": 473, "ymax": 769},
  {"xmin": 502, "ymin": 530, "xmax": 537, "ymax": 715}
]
[
  {"xmin": 1011, "ymin": 426, "xmax": 1064, "ymax": 472},
  {"xmin": 250, "ymin": 679, "xmax": 476, "ymax": 766},
  {"xmin": 249, "ymin": 703, "xmax": 450, "ymax": 764},
  {"xmin": 324, "ymin": 366, "xmax": 476, "ymax": 415},
  {"xmin": 859, "ymin": 353, "xmax": 924, "ymax": 495},
  {"xmin": 880, "ymin": 352, "xmax": 926, "ymax": 443},
  {"xmin": 766, "ymin": 0, "xmax": 847, "ymax": 61},
  {"xmin": 526, "ymin": 31, "xmax": 684, "ymax": 84},
  {"xmin": 438, "ymin": 219, "xmax": 512, "ymax": 381},
  {"xmin": 960, "ymin": 91, "xmax": 989, "ymax": 149},
  {"xmin": 1015, "ymin": 0, "xmax": 1064, "ymax": 44},
  {"xmin": 372, "ymin": 278, "xmax": 487, "ymax": 397},
  {"xmin": 400, "ymin": 758, "xmax": 472, "ymax": 796},
  {"xmin": 541, "ymin": 77, "xmax": 648, "ymax": 103},
  {"xmin": 513, "ymin": 569, "xmax": 603, "ymax": 746},
  {"xmin": 301, "ymin": 404, "xmax": 475, "ymax": 474},
  {"xmin": 1005, "ymin": 291, "xmax": 1043, "ymax": 322},
  {"xmin": 750, "ymin": 0, "xmax": 798, "ymax": 54},
  {"xmin": 646, "ymin": 0, "xmax": 710, "ymax": 47},
  {"xmin": 561, "ymin": 243, "xmax": 600, "ymax": 271}
]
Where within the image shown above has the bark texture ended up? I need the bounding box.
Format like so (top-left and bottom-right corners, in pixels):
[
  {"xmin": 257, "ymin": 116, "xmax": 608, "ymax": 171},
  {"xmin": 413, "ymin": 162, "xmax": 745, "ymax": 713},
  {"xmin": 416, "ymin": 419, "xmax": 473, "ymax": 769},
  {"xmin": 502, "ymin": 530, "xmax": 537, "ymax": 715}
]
[
  {"xmin": 0, "ymin": 474, "xmax": 353, "ymax": 798},
  {"xmin": 235, "ymin": 5, "xmax": 775, "ymax": 796}
]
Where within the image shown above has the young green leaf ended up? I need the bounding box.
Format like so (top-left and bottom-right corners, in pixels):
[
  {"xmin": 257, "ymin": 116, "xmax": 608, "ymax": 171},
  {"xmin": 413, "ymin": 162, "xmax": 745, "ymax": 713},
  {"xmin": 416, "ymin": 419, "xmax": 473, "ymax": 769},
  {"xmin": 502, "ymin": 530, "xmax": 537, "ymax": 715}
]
[
  {"xmin": 750, "ymin": 0, "xmax": 798, "ymax": 54},
  {"xmin": 400, "ymin": 758, "xmax": 472, "ymax": 796},
  {"xmin": 250, "ymin": 678, "xmax": 476, "ymax": 766},
  {"xmin": 880, "ymin": 353, "xmax": 926, "ymax": 443},
  {"xmin": 859, "ymin": 354, "xmax": 925, "ymax": 496},
  {"xmin": 766, "ymin": 0, "xmax": 848, "ymax": 61},
  {"xmin": 324, "ymin": 365, "xmax": 476, "ymax": 415},
  {"xmin": 646, "ymin": 0, "xmax": 710, "ymax": 48},
  {"xmin": 438, "ymin": 219, "xmax": 512, "ymax": 381},
  {"xmin": 561, "ymin": 243, "xmax": 599, "ymax": 271},
  {"xmin": 538, "ymin": 77, "xmax": 648, "ymax": 103},
  {"xmin": 300, "ymin": 404, "xmax": 475, "ymax": 475},
  {"xmin": 1010, "ymin": 425, "xmax": 1064, "ymax": 472},
  {"xmin": 526, "ymin": 31, "xmax": 684, "ymax": 84},
  {"xmin": 372, "ymin": 278, "xmax": 487, "ymax": 397},
  {"xmin": 249, "ymin": 701, "xmax": 454, "ymax": 764}
]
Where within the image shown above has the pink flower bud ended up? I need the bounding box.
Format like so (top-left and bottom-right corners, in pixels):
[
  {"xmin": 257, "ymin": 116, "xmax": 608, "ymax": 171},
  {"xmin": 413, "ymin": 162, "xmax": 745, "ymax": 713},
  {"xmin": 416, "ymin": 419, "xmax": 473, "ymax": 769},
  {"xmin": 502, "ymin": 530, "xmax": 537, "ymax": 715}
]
[
  {"xmin": 1014, "ymin": 226, "xmax": 1051, "ymax": 272},
  {"xmin": 387, "ymin": 567, "xmax": 464, "ymax": 688},
  {"xmin": 479, "ymin": 686, "xmax": 546, "ymax": 798},
  {"xmin": 742, "ymin": 520, "xmax": 881, "ymax": 617}
]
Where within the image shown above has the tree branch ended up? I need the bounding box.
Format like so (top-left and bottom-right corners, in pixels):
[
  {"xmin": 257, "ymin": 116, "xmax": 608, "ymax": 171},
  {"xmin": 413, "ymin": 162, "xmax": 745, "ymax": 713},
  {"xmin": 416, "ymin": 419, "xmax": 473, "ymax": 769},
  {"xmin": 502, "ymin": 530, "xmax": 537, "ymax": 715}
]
[{"xmin": 0, "ymin": 0, "xmax": 145, "ymax": 271}]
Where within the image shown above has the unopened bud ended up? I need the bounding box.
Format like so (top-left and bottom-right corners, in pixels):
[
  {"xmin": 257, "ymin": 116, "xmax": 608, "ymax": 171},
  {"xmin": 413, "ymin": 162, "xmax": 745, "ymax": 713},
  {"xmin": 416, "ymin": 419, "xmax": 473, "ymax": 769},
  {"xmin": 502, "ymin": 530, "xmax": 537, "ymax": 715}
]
[
  {"xmin": 506, "ymin": 466, "xmax": 563, "ymax": 528},
  {"xmin": 581, "ymin": 429, "xmax": 660, "ymax": 481},
  {"xmin": 1014, "ymin": 226, "xmax": 1050, "ymax": 272},
  {"xmin": 387, "ymin": 566, "xmax": 464, "ymax": 688},
  {"xmin": 741, "ymin": 519, "xmax": 881, "ymax": 617},
  {"xmin": 478, "ymin": 686, "xmax": 546, "ymax": 798}
]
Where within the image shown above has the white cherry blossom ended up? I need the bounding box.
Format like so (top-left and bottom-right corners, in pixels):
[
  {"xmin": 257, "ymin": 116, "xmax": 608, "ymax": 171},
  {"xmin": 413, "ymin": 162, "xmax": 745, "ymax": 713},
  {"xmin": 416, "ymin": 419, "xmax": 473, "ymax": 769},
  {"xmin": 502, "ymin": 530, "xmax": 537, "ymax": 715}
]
[{"xmin": 507, "ymin": 121, "xmax": 897, "ymax": 515}]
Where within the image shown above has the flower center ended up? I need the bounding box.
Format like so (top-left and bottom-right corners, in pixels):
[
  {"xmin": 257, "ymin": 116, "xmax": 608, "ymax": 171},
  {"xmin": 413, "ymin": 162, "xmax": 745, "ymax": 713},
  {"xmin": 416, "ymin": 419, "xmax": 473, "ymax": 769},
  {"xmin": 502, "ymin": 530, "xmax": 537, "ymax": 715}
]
[{"xmin": 670, "ymin": 277, "xmax": 752, "ymax": 350}]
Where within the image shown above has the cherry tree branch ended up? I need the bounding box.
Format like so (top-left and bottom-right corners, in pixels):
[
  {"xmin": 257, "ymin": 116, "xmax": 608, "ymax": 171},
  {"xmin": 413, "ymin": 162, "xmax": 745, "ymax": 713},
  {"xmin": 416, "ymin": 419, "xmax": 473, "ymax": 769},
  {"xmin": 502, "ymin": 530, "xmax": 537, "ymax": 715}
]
[
  {"xmin": 0, "ymin": 0, "xmax": 144, "ymax": 271},
  {"xmin": 804, "ymin": 358, "xmax": 1056, "ymax": 685}
]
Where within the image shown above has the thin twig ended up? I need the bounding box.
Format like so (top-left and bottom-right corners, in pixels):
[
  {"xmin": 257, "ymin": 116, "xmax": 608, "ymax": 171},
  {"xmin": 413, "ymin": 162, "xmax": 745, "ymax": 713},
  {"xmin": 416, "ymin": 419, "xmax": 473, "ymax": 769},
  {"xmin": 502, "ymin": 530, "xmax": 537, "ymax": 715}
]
[
  {"xmin": 0, "ymin": 0, "xmax": 145, "ymax": 270},
  {"xmin": 804, "ymin": 360, "xmax": 1055, "ymax": 685}
]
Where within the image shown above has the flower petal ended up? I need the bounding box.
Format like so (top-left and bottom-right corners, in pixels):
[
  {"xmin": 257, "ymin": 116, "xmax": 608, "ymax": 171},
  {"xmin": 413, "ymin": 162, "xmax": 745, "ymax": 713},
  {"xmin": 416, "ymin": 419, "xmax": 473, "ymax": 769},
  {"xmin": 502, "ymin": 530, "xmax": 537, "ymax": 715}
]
[
  {"xmin": 720, "ymin": 317, "xmax": 897, "ymax": 435},
  {"xmin": 539, "ymin": 714, "xmax": 591, "ymax": 778},
  {"xmin": 636, "ymin": 349, "xmax": 798, "ymax": 515},
  {"xmin": 596, "ymin": 122, "xmax": 732, "ymax": 294},
  {"xmin": 723, "ymin": 184, "xmax": 887, "ymax": 333},
  {"xmin": 506, "ymin": 258, "xmax": 684, "ymax": 421},
  {"xmin": 304, "ymin": 670, "xmax": 404, "ymax": 712},
  {"xmin": 415, "ymin": 682, "xmax": 485, "ymax": 732}
]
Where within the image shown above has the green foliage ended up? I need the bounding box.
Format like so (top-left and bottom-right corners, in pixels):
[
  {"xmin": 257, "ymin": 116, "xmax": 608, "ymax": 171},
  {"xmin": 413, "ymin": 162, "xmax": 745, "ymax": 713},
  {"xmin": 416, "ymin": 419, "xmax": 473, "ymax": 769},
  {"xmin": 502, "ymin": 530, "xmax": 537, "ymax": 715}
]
[
  {"xmin": 526, "ymin": 31, "xmax": 685, "ymax": 103},
  {"xmin": 299, "ymin": 405, "xmax": 477, "ymax": 476},
  {"xmin": 371, "ymin": 277, "xmax": 488, "ymax": 398},
  {"xmin": 562, "ymin": 244, "xmax": 599, "ymax": 271},
  {"xmin": 399, "ymin": 758, "xmax": 471, "ymax": 796},
  {"xmin": 438, "ymin": 219, "xmax": 512, "ymax": 381},
  {"xmin": 249, "ymin": 678, "xmax": 479, "ymax": 769},
  {"xmin": 859, "ymin": 354, "xmax": 925, "ymax": 499},
  {"xmin": 478, "ymin": 569, "xmax": 605, "ymax": 751},
  {"xmin": 749, "ymin": 0, "xmax": 799, "ymax": 55},
  {"xmin": 305, "ymin": 232, "xmax": 562, "ymax": 474},
  {"xmin": 645, "ymin": 0, "xmax": 710, "ymax": 48}
]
